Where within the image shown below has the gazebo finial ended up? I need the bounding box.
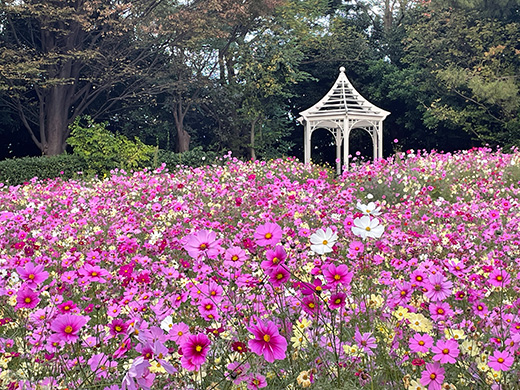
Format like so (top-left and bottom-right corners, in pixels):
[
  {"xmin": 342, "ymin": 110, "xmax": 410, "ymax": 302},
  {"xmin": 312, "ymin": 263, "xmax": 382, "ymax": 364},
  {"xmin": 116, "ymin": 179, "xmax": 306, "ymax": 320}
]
[{"xmin": 298, "ymin": 67, "xmax": 390, "ymax": 173}]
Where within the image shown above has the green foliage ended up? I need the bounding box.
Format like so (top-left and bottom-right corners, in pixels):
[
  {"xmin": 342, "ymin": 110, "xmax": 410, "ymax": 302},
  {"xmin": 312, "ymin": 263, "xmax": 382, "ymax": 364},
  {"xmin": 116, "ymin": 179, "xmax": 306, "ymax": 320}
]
[
  {"xmin": 67, "ymin": 116, "xmax": 156, "ymax": 175},
  {"xmin": 155, "ymin": 147, "xmax": 220, "ymax": 170},
  {"xmin": 0, "ymin": 154, "xmax": 89, "ymax": 186}
]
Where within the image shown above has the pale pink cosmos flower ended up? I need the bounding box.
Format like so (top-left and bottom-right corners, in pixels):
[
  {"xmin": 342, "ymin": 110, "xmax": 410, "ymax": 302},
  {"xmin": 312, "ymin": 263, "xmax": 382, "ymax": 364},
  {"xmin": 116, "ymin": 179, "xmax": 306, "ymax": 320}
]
[
  {"xmin": 184, "ymin": 230, "xmax": 222, "ymax": 259},
  {"xmin": 224, "ymin": 246, "xmax": 249, "ymax": 268},
  {"xmin": 355, "ymin": 328, "xmax": 377, "ymax": 355},
  {"xmin": 254, "ymin": 222, "xmax": 283, "ymax": 247},
  {"xmin": 78, "ymin": 264, "xmax": 109, "ymax": 284},
  {"xmin": 248, "ymin": 320, "xmax": 287, "ymax": 363},
  {"xmin": 15, "ymin": 262, "xmax": 48, "ymax": 286},
  {"xmin": 424, "ymin": 273, "xmax": 453, "ymax": 301}
]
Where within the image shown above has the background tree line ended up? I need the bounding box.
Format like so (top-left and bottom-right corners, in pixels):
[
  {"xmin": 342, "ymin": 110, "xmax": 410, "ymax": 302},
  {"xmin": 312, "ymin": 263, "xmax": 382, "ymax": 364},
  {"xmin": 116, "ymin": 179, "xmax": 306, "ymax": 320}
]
[{"xmin": 0, "ymin": 0, "xmax": 518, "ymax": 165}]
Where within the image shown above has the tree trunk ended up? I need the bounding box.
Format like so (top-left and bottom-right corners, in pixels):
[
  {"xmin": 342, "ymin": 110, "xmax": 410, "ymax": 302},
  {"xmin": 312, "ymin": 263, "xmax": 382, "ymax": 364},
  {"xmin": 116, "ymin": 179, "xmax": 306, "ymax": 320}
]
[
  {"xmin": 41, "ymin": 86, "xmax": 71, "ymax": 156},
  {"xmin": 173, "ymin": 99, "xmax": 190, "ymax": 153},
  {"xmin": 249, "ymin": 116, "xmax": 259, "ymax": 161}
]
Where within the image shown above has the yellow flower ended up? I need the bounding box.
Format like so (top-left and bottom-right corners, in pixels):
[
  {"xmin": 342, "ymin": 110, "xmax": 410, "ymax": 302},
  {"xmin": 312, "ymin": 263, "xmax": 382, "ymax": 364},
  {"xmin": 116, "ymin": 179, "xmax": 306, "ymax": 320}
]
[
  {"xmin": 393, "ymin": 306, "xmax": 410, "ymax": 320},
  {"xmin": 444, "ymin": 328, "xmax": 466, "ymax": 341},
  {"xmin": 296, "ymin": 371, "xmax": 312, "ymax": 388},
  {"xmin": 460, "ymin": 339, "xmax": 480, "ymax": 357},
  {"xmin": 407, "ymin": 379, "xmax": 427, "ymax": 390},
  {"xmin": 407, "ymin": 313, "xmax": 432, "ymax": 333}
]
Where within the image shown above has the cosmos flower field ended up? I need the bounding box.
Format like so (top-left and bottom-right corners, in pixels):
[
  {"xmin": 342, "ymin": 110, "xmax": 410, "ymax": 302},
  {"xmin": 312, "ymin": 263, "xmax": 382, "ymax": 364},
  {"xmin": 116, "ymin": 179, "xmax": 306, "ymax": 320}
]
[{"xmin": 1, "ymin": 148, "xmax": 520, "ymax": 390}]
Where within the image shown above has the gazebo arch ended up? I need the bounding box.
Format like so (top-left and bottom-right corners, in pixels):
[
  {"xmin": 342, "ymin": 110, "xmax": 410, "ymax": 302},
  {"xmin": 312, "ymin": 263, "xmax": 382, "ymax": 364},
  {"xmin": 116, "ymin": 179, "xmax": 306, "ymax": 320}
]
[{"xmin": 298, "ymin": 67, "xmax": 390, "ymax": 174}]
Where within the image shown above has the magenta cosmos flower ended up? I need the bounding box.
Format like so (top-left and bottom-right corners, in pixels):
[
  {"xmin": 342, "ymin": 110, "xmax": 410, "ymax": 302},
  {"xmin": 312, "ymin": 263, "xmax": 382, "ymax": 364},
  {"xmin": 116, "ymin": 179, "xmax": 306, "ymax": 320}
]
[
  {"xmin": 77, "ymin": 264, "xmax": 110, "ymax": 284},
  {"xmin": 488, "ymin": 269, "xmax": 511, "ymax": 287},
  {"xmin": 16, "ymin": 262, "xmax": 48, "ymax": 286},
  {"xmin": 355, "ymin": 328, "xmax": 377, "ymax": 355},
  {"xmin": 248, "ymin": 320, "xmax": 287, "ymax": 363},
  {"xmin": 15, "ymin": 287, "xmax": 40, "ymax": 310},
  {"xmin": 50, "ymin": 314, "xmax": 89, "ymax": 343},
  {"xmin": 267, "ymin": 265, "xmax": 291, "ymax": 287},
  {"xmin": 488, "ymin": 350, "xmax": 514, "ymax": 371},
  {"xmin": 261, "ymin": 245, "xmax": 287, "ymax": 270},
  {"xmin": 184, "ymin": 230, "xmax": 221, "ymax": 259},
  {"xmin": 424, "ymin": 273, "xmax": 453, "ymax": 301},
  {"xmin": 431, "ymin": 339, "xmax": 460, "ymax": 364},
  {"xmin": 254, "ymin": 222, "xmax": 282, "ymax": 247},
  {"xmin": 420, "ymin": 362, "xmax": 445, "ymax": 390},
  {"xmin": 181, "ymin": 333, "xmax": 211, "ymax": 370},
  {"xmin": 322, "ymin": 263, "xmax": 353, "ymax": 287}
]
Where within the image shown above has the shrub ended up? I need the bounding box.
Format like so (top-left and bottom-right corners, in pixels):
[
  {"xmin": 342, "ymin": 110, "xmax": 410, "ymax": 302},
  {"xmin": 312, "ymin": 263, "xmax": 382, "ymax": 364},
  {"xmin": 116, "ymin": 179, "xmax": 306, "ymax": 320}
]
[
  {"xmin": 67, "ymin": 116, "xmax": 156, "ymax": 175},
  {"xmin": 0, "ymin": 154, "xmax": 88, "ymax": 186}
]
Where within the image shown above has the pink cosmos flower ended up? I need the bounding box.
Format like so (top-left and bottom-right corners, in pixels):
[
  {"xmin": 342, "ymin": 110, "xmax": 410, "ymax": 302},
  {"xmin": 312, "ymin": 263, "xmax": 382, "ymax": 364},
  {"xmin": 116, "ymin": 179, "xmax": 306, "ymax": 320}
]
[
  {"xmin": 78, "ymin": 264, "xmax": 109, "ymax": 284},
  {"xmin": 488, "ymin": 350, "xmax": 514, "ymax": 371},
  {"xmin": 267, "ymin": 265, "xmax": 291, "ymax": 287},
  {"xmin": 420, "ymin": 362, "xmax": 445, "ymax": 390},
  {"xmin": 109, "ymin": 319, "xmax": 129, "ymax": 337},
  {"xmin": 424, "ymin": 273, "xmax": 453, "ymax": 301},
  {"xmin": 409, "ymin": 333, "xmax": 433, "ymax": 354},
  {"xmin": 246, "ymin": 373, "xmax": 267, "ymax": 389},
  {"xmin": 329, "ymin": 292, "xmax": 346, "ymax": 309},
  {"xmin": 431, "ymin": 339, "xmax": 460, "ymax": 364},
  {"xmin": 473, "ymin": 301, "xmax": 489, "ymax": 318},
  {"xmin": 322, "ymin": 263, "xmax": 353, "ymax": 287},
  {"xmin": 349, "ymin": 240, "xmax": 364, "ymax": 254},
  {"xmin": 50, "ymin": 314, "xmax": 89, "ymax": 344},
  {"xmin": 15, "ymin": 262, "xmax": 49, "ymax": 286},
  {"xmin": 429, "ymin": 302, "xmax": 454, "ymax": 321},
  {"xmin": 15, "ymin": 287, "xmax": 40, "ymax": 310},
  {"xmin": 180, "ymin": 333, "xmax": 211, "ymax": 370},
  {"xmin": 248, "ymin": 320, "xmax": 287, "ymax": 363},
  {"xmin": 302, "ymin": 295, "xmax": 320, "ymax": 315},
  {"xmin": 254, "ymin": 222, "xmax": 283, "ymax": 247},
  {"xmin": 355, "ymin": 328, "xmax": 377, "ymax": 355},
  {"xmin": 226, "ymin": 361, "xmax": 250, "ymax": 385},
  {"xmin": 488, "ymin": 269, "xmax": 511, "ymax": 287},
  {"xmin": 224, "ymin": 247, "xmax": 249, "ymax": 268},
  {"xmin": 184, "ymin": 230, "xmax": 222, "ymax": 259},
  {"xmin": 261, "ymin": 245, "xmax": 287, "ymax": 270},
  {"xmin": 58, "ymin": 300, "xmax": 78, "ymax": 314},
  {"xmin": 198, "ymin": 298, "xmax": 220, "ymax": 321}
]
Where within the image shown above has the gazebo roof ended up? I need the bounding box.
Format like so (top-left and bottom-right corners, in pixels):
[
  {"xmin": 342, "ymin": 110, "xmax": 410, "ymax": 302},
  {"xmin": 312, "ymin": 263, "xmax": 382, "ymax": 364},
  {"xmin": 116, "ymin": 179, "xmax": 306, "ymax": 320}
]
[{"xmin": 298, "ymin": 67, "xmax": 390, "ymax": 120}]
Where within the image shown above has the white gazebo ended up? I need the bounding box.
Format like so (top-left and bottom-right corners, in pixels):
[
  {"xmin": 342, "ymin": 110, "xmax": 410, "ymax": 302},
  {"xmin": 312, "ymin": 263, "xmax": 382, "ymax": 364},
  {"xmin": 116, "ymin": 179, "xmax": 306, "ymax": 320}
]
[{"xmin": 298, "ymin": 67, "xmax": 390, "ymax": 174}]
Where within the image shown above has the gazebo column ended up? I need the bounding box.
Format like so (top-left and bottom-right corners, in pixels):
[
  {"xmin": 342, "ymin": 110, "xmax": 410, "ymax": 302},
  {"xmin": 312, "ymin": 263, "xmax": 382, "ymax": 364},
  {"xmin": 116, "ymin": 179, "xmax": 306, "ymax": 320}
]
[
  {"xmin": 335, "ymin": 132, "xmax": 341, "ymax": 175},
  {"xmin": 378, "ymin": 122, "xmax": 383, "ymax": 159},
  {"xmin": 304, "ymin": 122, "xmax": 311, "ymax": 164},
  {"xmin": 372, "ymin": 129, "xmax": 378, "ymax": 161},
  {"xmin": 343, "ymin": 123, "xmax": 350, "ymax": 171}
]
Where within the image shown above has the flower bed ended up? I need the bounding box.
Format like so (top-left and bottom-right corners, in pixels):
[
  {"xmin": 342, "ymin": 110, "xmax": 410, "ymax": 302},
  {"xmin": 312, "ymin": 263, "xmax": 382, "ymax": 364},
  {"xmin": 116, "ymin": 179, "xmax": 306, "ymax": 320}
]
[{"xmin": 1, "ymin": 148, "xmax": 520, "ymax": 390}]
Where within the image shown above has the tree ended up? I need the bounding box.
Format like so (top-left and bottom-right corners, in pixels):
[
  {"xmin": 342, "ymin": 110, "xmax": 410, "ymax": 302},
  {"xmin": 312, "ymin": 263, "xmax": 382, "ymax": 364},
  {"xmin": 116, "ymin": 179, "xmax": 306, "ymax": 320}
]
[
  {"xmin": 0, "ymin": 0, "xmax": 169, "ymax": 155},
  {"xmin": 403, "ymin": 3, "xmax": 520, "ymax": 147}
]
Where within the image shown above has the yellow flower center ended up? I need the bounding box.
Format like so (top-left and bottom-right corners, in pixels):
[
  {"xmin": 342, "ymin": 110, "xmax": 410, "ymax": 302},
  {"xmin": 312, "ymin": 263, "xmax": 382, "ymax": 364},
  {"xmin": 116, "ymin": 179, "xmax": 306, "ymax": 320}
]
[
  {"xmin": 264, "ymin": 233, "xmax": 272, "ymax": 239},
  {"xmin": 498, "ymin": 357, "xmax": 505, "ymax": 363},
  {"xmin": 334, "ymin": 274, "xmax": 341, "ymax": 281},
  {"xmin": 232, "ymin": 255, "xmax": 238, "ymax": 261},
  {"xmin": 418, "ymin": 340, "xmax": 425, "ymax": 346},
  {"xmin": 64, "ymin": 326, "xmax": 73, "ymax": 334},
  {"xmin": 28, "ymin": 274, "xmax": 35, "ymax": 280},
  {"xmin": 365, "ymin": 227, "xmax": 371, "ymax": 231},
  {"xmin": 24, "ymin": 297, "xmax": 32, "ymax": 303},
  {"xmin": 178, "ymin": 331, "xmax": 183, "ymax": 336},
  {"xmin": 115, "ymin": 326, "xmax": 122, "ymax": 332},
  {"xmin": 276, "ymin": 273, "xmax": 284, "ymax": 280},
  {"xmin": 195, "ymin": 345, "xmax": 202, "ymax": 352},
  {"xmin": 91, "ymin": 272, "xmax": 98, "ymax": 277},
  {"xmin": 442, "ymin": 348, "xmax": 449, "ymax": 354},
  {"xmin": 263, "ymin": 335, "xmax": 271, "ymax": 342},
  {"xmin": 199, "ymin": 243, "xmax": 207, "ymax": 250},
  {"xmin": 322, "ymin": 240, "xmax": 328, "ymax": 245},
  {"xmin": 430, "ymin": 373, "xmax": 436, "ymax": 380}
]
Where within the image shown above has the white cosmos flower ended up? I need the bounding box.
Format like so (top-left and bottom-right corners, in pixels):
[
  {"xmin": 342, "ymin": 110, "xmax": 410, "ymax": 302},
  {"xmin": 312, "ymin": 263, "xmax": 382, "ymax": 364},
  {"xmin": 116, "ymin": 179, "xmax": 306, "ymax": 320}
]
[
  {"xmin": 160, "ymin": 316, "xmax": 174, "ymax": 333},
  {"xmin": 310, "ymin": 227, "xmax": 338, "ymax": 255},
  {"xmin": 356, "ymin": 201, "xmax": 381, "ymax": 216},
  {"xmin": 351, "ymin": 216, "xmax": 385, "ymax": 240}
]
